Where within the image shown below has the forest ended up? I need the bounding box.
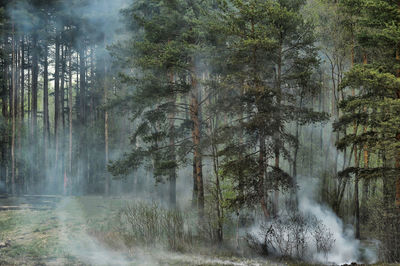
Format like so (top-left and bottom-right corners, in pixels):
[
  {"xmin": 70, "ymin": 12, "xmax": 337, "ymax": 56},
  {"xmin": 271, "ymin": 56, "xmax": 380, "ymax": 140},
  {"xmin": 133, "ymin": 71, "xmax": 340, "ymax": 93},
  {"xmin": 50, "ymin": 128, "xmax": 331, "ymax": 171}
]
[{"xmin": 0, "ymin": 0, "xmax": 400, "ymax": 265}]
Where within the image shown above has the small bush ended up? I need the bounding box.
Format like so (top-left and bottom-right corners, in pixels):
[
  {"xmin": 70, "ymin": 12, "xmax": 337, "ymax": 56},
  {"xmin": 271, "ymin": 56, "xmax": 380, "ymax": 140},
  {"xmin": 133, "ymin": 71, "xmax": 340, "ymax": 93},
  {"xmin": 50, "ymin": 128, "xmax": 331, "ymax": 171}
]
[
  {"xmin": 247, "ymin": 212, "xmax": 335, "ymax": 262},
  {"xmin": 116, "ymin": 202, "xmax": 193, "ymax": 251}
]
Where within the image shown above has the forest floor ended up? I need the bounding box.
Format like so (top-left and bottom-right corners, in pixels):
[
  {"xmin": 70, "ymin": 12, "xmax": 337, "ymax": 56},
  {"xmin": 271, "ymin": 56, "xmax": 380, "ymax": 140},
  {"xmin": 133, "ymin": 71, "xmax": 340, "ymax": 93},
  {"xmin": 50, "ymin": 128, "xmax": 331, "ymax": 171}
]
[{"xmin": 0, "ymin": 196, "xmax": 284, "ymax": 266}]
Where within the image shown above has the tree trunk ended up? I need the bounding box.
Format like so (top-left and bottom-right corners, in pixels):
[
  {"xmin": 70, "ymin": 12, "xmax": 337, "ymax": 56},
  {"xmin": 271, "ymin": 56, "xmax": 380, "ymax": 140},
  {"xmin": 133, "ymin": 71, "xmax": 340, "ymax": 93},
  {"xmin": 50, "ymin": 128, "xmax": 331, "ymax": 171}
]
[
  {"xmin": 259, "ymin": 130, "xmax": 269, "ymax": 219},
  {"xmin": 27, "ymin": 38, "xmax": 30, "ymax": 135},
  {"xmin": 61, "ymin": 45, "xmax": 67, "ymax": 193},
  {"xmin": 54, "ymin": 28, "xmax": 61, "ymax": 192},
  {"xmin": 355, "ymin": 174, "xmax": 360, "ymax": 239},
  {"xmin": 192, "ymin": 158, "xmax": 198, "ymax": 207},
  {"xmin": 355, "ymin": 149, "xmax": 361, "ymax": 239},
  {"xmin": 31, "ymin": 32, "xmax": 38, "ymax": 193},
  {"xmin": 26, "ymin": 37, "xmax": 31, "ymax": 192},
  {"xmin": 168, "ymin": 72, "xmax": 176, "ymax": 207},
  {"xmin": 395, "ymin": 43, "xmax": 400, "ymax": 208},
  {"xmin": 210, "ymin": 110, "xmax": 223, "ymax": 242},
  {"xmin": 1, "ymin": 34, "xmax": 8, "ymax": 193},
  {"xmin": 361, "ymin": 53, "xmax": 370, "ymax": 219},
  {"xmin": 61, "ymin": 45, "xmax": 66, "ymax": 131},
  {"xmin": 31, "ymin": 32, "xmax": 38, "ymax": 144},
  {"xmin": 20, "ymin": 37, "xmax": 24, "ymax": 122},
  {"xmin": 310, "ymin": 96, "xmax": 314, "ymax": 176},
  {"xmin": 43, "ymin": 42, "xmax": 49, "ymax": 188},
  {"xmin": 104, "ymin": 41, "xmax": 110, "ymax": 195},
  {"xmin": 11, "ymin": 24, "xmax": 16, "ymax": 195},
  {"xmin": 78, "ymin": 45, "xmax": 86, "ymax": 190},
  {"xmin": 292, "ymin": 92, "xmax": 304, "ymax": 207},
  {"xmin": 273, "ymin": 42, "xmax": 283, "ymax": 216},
  {"xmin": 79, "ymin": 48, "xmax": 85, "ymax": 123},
  {"xmin": 68, "ymin": 47, "xmax": 73, "ymax": 195},
  {"xmin": 190, "ymin": 64, "xmax": 204, "ymax": 221},
  {"xmin": 19, "ymin": 37, "xmax": 25, "ymax": 192}
]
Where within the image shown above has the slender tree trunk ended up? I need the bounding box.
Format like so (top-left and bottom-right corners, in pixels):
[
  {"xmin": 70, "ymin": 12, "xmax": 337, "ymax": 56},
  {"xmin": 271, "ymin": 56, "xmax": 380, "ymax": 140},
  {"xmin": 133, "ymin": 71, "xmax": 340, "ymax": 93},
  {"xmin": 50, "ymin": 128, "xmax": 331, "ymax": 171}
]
[
  {"xmin": 259, "ymin": 130, "xmax": 269, "ymax": 218},
  {"xmin": 87, "ymin": 48, "xmax": 94, "ymax": 189},
  {"xmin": 61, "ymin": 45, "xmax": 66, "ymax": 131},
  {"xmin": 192, "ymin": 158, "xmax": 198, "ymax": 207},
  {"xmin": 168, "ymin": 108, "xmax": 177, "ymax": 207},
  {"xmin": 361, "ymin": 54, "xmax": 370, "ymax": 218},
  {"xmin": 43, "ymin": 43, "xmax": 49, "ymax": 186},
  {"xmin": 31, "ymin": 32, "xmax": 38, "ymax": 192},
  {"xmin": 292, "ymin": 92, "xmax": 304, "ymax": 207},
  {"xmin": 319, "ymin": 80, "xmax": 323, "ymax": 150},
  {"xmin": 354, "ymin": 149, "xmax": 361, "ymax": 239},
  {"xmin": 19, "ymin": 37, "xmax": 25, "ymax": 192},
  {"xmin": 15, "ymin": 35, "xmax": 20, "ymax": 193},
  {"xmin": 395, "ymin": 43, "xmax": 400, "ymax": 208},
  {"xmin": 54, "ymin": 28, "xmax": 61, "ymax": 192},
  {"xmin": 355, "ymin": 173, "xmax": 360, "ymax": 239},
  {"xmin": 20, "ymin": 37, "xmax": 24, "ymax": 122},
  {"xmin": 168, "ymin": 71, "xmax": 176, "ymax": 207},
  {"xmin": 103, "ymin": 40, "xmax": 110, "ymax": 195},
  {"xmin": 273, "ymin": 42, "xmax": 283, "ymax": 215},
  {"xmin": 68, "ymin": 48, "xmax": 73, "ymax": 195},
  {"xmin": 310, "ymin": 95, "xmax": 314, "ymax": 176},
  {"xmin": 11, "ymin": 24, "xmax": 16, "ymax": 195},
  {"xmin": 61, "ymin": 44, "xmax": 67, "ymax": 194},
  {"xmin": 26, "ymin": 37, "xmax": 31, "ymax": 192},
  {"xmin": 31, "ymin": 32, "xmax": 38, "ymax": 141},
  {"xmin": 27, "ymin": 38, "xmax": 30, "ymax": 132},
  {"xmin": 190, "ymin": 64, "xmax": 204, "ymax": 221},
  {"xmin": 79, "ymin": 48, "xmax": 85, "ymax": 123},
  {"xmin": 1, "ymin": 37, "xmax": 8, "ymax": 193},
  {"xmin": 79, "ymin": 46, "xmax": 86, "ymax": 190},
  {"xmin": 210, "ymin": 103, "xmax": 223, "ymax": 242}
]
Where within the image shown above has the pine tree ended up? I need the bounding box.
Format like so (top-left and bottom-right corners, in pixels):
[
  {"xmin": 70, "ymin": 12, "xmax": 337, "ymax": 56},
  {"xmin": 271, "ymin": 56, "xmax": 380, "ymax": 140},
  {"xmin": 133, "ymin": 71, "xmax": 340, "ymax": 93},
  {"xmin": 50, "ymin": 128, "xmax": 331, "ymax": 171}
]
[
  {"xmin": 109, "ymin": 0, "xmax": 212, "ymax": 216},
  {"xmin": 336, "ymin": 0, "xmax": 400, "ymax": 260},
  {"xmin": 212, "ymin": 0, "xmax": 326, "ymax": 218}
]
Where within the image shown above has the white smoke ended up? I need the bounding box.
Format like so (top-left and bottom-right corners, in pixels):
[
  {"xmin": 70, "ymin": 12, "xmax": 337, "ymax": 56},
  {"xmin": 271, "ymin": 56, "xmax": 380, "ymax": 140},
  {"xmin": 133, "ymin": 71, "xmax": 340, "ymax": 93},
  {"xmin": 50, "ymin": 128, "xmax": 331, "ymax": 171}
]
[
  {"xmin": 248, "ymin": 175, "xmax": 378, "ymax": 265},
  {"xmin": 56, "ymin": 197, "xmax": 133, "ymax": 265},
  {"xmin": 297, "ymin": 176, "xmax": 372, "ymax": 264}
]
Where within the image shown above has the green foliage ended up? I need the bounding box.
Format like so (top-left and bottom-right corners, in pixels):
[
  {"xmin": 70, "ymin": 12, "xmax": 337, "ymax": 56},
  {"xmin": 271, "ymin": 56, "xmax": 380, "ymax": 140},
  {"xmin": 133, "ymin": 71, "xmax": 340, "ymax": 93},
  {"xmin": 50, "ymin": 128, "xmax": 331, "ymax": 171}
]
[
  {"xmin": 335, "ymin": 0, "xmax": 400, "ymax": 260},
  {"xmin": 109, "ymin": 0, "xmax": 212, "ymax": 183},
  {"xmin": 211, "ymin": 0, "xmax": 326, "ymax": 210},
  {"xmin": 116, "ymin": 202, "xmax": 193, "ymax": 251},
  {"xmin": 336, "ymin": 0, "xmax": 400, "ymax": 174}
]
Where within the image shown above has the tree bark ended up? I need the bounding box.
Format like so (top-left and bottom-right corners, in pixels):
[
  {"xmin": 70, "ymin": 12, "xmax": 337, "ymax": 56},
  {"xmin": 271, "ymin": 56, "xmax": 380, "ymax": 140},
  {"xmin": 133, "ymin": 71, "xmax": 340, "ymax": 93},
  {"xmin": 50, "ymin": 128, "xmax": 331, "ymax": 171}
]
[
  {"xmin": 395, "ymin": 42, "xmax": 400, "ymax": 208},
  {"xmin": 355, "ymin": 148, "xmax": 361, "ymax": 239},
  {"xmin": 273, "ymin": 41, "xmax": 283, "ymax": 215},
  {"xmin": 54, "ymin": 28, "xmax": 61, "ymax": 191},
  {"xmin": 31, "ymin": 32, "xmax": 38, "ymax": 193},
  {"xmin": 20, "ymin": 37, "xmax": 24, "ymax": 122},
  {"xmin": 292, "ymin": 91, "xmax": 304, "ymax": 207},
  {"xmin": 68, "ymin": 47, "xmax": 73, "ymax": 195},
  {"xmin": 168, "ymin": 72, "xmax": 176, "ymax": 207},
  {"xmin": 104, "ymin": 40, "xmax": 110, "ymax": 195},
  {"xmin": 11, "ymin": 24, "xmax": 16, "ymax": 194},
  {"xmin": 43, "ymin": 41, "xmax": 49, "ymax": 188},
  {"xmin": 259, "ymin": 130, "xmax": 269, "ymax": 219},
  {"xmin": 79, "ymin": 45, "xmax": 86, "ymax": 189},
  {"xmin": 31, "ymin": 32, "xmax": 38, "ymax": 144},
  {"xmin": 190, "ymin": 64, "xmax": 204, "ymax": 221},
  {"xmin": 61, "ymin": 45, "xmax": 66, "ymax": 130},
  {"xmin": 1, "ymin": 34, "xmax": 8, "ymax": 193}
]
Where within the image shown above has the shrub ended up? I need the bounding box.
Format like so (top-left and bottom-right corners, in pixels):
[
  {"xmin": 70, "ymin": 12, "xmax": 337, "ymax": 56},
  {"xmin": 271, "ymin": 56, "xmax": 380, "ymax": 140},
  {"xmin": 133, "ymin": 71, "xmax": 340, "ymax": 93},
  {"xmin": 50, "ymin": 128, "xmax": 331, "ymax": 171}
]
[
  {"xmin": 247, "ymin": 212, "xmax": 335, "ymax": 262},
  {"xmin": 116, "ymin": 202, "xmax": 193, "ymax": 251}
]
